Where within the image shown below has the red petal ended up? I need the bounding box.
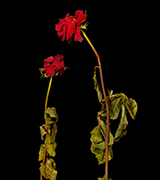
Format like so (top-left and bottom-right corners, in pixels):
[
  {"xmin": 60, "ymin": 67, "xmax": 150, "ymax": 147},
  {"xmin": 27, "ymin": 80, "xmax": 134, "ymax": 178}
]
[
  {"xmin": 75, "ymin": 10, "xmax": 87, "ymax": 25},
  {"xmin": 66, "ymin": 21, "xmax": 76, "ymax": 41},
  {"xmin": 45, "ymin": 66, "xmax": 55, "ymax": 77},
  {"xmin": 74, "ymin": 26, "xmax": 83, "ymax": 42},
  {"xmin": 44, "ymin": 56, "xmax": 54, "ymax": 63}
]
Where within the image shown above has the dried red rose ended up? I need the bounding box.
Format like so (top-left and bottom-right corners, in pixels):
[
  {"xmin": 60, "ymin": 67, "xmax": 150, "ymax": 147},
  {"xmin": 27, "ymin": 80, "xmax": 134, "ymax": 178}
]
[
  {"xmin": 43, "ymin": 54, "xmax": 65, "ymax": 77},
  {"xmin": 55, "ymin": 10, "xmax": 87, "ymax": 43}
]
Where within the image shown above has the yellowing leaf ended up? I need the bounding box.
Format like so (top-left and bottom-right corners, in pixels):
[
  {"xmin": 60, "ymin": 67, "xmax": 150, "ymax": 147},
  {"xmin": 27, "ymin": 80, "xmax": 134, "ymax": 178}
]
[
  {"xmin": 90, "ymin": 126, "xmax": 103, "ymax": 143},
  {"xmin": 40, "ymin": 126, "xmax": 46, "ymax": 140},
  {"xmin": 114, "ymin": 105, "xmax": 128, "ymax": 142},
  {"xmin": 93, "ymin": 66, "xmax": 103, "ymax": 103},
  {"xmin": 40, "ymin": 159, "xmax": 57, "ymax": 180},
  {"xmin": 97, "ymin": 117, "xmax": 106, "ymax": 135},
  {"xmin": 108, "ymin": 145, "xmax": 113, "ymax": 160},
  {"xmin": 38, "ymin": 144, "xmax": 45, "ymax": 161},
  {"xmin": 44, "ymin": 107, "xmax": 58, "ymax": 123},
  {"xmin": 91, "ymin": 143, "xmax": 105, "ymax": 165},
  {"xmin": 45, "ymin": 136, "xmax": 56, "ymax": 157},
  {"xmin": 50, "ymin": 123, "xmax": 57, "ymax": 144},
  {"xmin": 121, "ymin": 93, "xmax": 138, "ymax": 119},
  {"xmin": 98, "ymin": 175, "xmax": 105, "ymax": 180},
  {"xmin": 109, "ymin": 96, "xmax": 122, "ymax": 120}
]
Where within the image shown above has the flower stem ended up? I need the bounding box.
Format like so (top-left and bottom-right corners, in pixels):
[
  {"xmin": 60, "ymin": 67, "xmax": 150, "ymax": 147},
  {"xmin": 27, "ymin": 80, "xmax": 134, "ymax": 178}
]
[
  {"xmin": 40, "ymin": 76, "xmax": 53, "ymax": 180},
  {"xmin": 45, "ymin": 76, "xmax": 53, "ymax": 110},
  {"xmin": 81, "ymin": 30, "xmax": 110, "ymax": 180}
]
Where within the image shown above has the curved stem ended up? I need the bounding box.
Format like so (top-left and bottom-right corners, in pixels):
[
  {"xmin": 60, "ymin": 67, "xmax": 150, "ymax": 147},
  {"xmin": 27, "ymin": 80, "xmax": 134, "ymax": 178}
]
[
  {"xmin": 45, "ymin": 76, "xmax": 53, "ymax": 110},
  {"xmin": 40, "ymin": 76, "xmax": 53, "ymax": 180},
  {"xmin": 81, "ymin": 30, "xmax": 110, "ymax": 180}
]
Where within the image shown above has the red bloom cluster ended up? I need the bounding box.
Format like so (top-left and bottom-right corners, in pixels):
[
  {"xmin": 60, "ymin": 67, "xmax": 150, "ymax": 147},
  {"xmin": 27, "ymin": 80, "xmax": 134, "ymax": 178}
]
[
  {"xmin": 55, "ymin": 10, "xmax": 87, "ymax": 43},
  {"xmin": 43, "ymin": 55, "xmax": 65, "ymax": 77}
]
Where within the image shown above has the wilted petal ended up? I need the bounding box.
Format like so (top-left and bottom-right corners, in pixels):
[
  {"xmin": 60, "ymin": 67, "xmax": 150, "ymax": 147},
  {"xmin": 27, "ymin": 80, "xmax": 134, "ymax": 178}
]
[
  {"xmin": 45, "ymin": 66, "xmax": 55, "ymax": 77},
  {"xmin": 74, "ymin": 26, "xmax": 83, "ymax": 42},
  {"xmin": 66, "ymin": 21, "xmax": 76, "ymax": 41},
  {"xmin": 44, "ymin": 56, "xmax": 54, "ymax": 63},
  {"xmin": 75, "ymin": 10, "xmax": 87, "ymax": 25}
]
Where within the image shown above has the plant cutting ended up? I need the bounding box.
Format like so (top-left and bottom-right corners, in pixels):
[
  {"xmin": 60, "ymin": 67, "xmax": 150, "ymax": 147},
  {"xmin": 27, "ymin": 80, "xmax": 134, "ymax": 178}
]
[
  {"xmin": 38, "ymin": 55, "xmax": 66, "ymax": 180},
  {"xmin": 38, "ymin": 9, "xmax": 138, "ymax": 180}
]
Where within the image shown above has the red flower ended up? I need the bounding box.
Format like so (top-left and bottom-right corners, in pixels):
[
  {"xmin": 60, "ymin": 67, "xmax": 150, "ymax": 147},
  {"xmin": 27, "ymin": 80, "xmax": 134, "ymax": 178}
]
[
  {"xmin": 55, "ymin": 10, "xmax": 87, "ymax": 43},
  {"xmin": 43, "ymin": 55, "xmax": 65, "ymax": 77}
]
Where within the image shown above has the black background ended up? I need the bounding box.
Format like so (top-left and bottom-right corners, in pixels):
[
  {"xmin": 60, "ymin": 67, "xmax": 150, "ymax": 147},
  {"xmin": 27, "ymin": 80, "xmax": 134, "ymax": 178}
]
[{"xmin": 9, "ymin": 1, "xmax": 158, "ymax": 180}]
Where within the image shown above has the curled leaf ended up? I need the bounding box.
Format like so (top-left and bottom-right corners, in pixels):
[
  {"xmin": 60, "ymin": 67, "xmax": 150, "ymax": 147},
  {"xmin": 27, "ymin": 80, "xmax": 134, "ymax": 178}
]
[
  {"xmin": 93, "ymin": 66, "xmax": 103, "ymax": 103},
  {"xmin": 40, "ymin": 126, "xmax": 46, "ymax": 140},
  {"xmin": 44, "ymin": 107, "xmax": 58, "ymax": 122},
  {"xmin": 40, "ymin": 159, "xmax": 57, "ymax": 180},
  {"xmin": 91, "ymin": 143, "xmax": 105, "ymax": 165},
  {"xmin": 114, "ymin": 105, "xmax": 128, "ymax": 142},
  {"xmin": 38, "ymin": 144, "xmax": 45, "ymax": 161},
  {"xmin": 121, "ymin": 93, "xmax": 138, "ymax": 119},
  {"xmin": 109, "ymin": 96, "xmax": 122, "ymax": 120},
  {"xmin": 45, "ymin": 136, "xmax": 56, "ymax": 157},
  {"xmin": 90, "ymin": 126, "xmax": 103, "ymax": 143},
  {"xmin": 97, "ymin": 117, "xmax": 106, "ymax": 135},
  {"xmin": 39, "ymin": 68, "xmax": 48, "ymax": 79}
]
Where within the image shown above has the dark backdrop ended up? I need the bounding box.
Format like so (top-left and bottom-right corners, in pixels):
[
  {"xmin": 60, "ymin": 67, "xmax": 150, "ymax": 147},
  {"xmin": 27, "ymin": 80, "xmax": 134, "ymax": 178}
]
[{"xmin": 11, "ymin": 2, "xmax": 157, "ymax": 180}]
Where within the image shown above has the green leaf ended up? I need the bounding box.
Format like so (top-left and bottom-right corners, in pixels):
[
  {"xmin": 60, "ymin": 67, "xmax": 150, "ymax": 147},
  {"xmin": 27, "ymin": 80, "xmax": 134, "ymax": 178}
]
[
  {"xmin": 38, "ymin": 144, "xmax": 45, "ymax": 161},
  {"xmin": 45, "ymin": 136, "xmax": 56, "ymax": 157},
  {"xmin": 40, "ymin": 159, "xmax": 57, "ymax": 180},
  {"xmin": 114, "ymin": 105, "xmax": 128, "ymax": 142},
  {"xmin": 93, "ymin": 66, "xmax": 103, "ymax": 103},
  {"xmin": 121, "ymin": 93, "xmax": 138, "ymax": 119},
  {"xmin": 40, "ymin": 125, "xmax": 46, "ymax": 140},
  {"xmin": 90, "ymin": 126, "xmax": 103, "ymax": 143},
  {"xmin": 109, "ymin": 96, "xmax": 122, "ymax": 120}
]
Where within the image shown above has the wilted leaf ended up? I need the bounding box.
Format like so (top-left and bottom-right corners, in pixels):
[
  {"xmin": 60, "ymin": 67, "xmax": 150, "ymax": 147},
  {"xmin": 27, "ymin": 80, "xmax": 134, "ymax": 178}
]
[
  {"xmin": 45, "ymin": 107, "xmax": 58, "ymax": 120},
  {"xmin": 92, "ymin": 141, "xmax": 106, "ymax": 150},
  {"xmin": 40, "ymin": 126, "xmax": 46, "ymax": 140},
  {"xmin": 121, "ymin": 93, "xmax": 138, "ymax": 119},
  {"xmin": 93, "ymin": 66, "xmax": 103, "ymax": 103},
  {"xmin": 91, "ymin": 143, "xmax": 105, "ymax": 165},
  {"xmin": 109, "ymin": 130, "xmax": 114, "ymax": 146},
  {"xmin": 40, "ymin": 159, "xmax": 57, "ymax": 180},
  {"xmin": 50, "ymin": 123, "xmax": 57, "ymax": 144},
  {"xmin": 39, "ymin": 68, "xmax": 48, "ymax": 79},
  {"xmin": 90, "ymin": 126, "xmax": 103, "ymax": 143},
  {"xmin": 108, "ymin": 145, "xmax": 113, "ymax": 160},
  {"xmin": 98, "ymin": 175, "xmax": 105, "ymax": 180},
  {"xmin": 114, "ymin": 105, "xmax": 128, "ymax": 142},
  {"xmin": 38, "ymin": 144, "xmax": 45, "ymax": 161},
  {"xmin": 98, "ymin": 102, "xmax": 106, "ymax": 117},
  {"xmin": 98, "ymin": 176, "xmax": 112, "ymax": 180},
  {"xmin": 97, "ymin": 117, "xmax": 106, "ymax": 135},
  {"xmin": 45, "ymin": 136, "xmax": 56, "ymax": 157},
  {"xmin": 97, "ymin": 117, "xmax": 114, "ymax": 146},
  {"xmin": 109, "ymin": 96, "xmax": 122, "ymax": 120}
]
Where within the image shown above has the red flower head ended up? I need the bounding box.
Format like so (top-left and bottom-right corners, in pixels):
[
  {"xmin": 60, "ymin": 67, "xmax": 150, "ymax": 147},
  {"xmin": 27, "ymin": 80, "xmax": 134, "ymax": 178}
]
[
  {"xmin": 43, "ymin": 54, "xmax": 65, "ymax": 77},
  {"xmin": 55, "ymin": 10, "xmax": 87, "ymax": 43}
]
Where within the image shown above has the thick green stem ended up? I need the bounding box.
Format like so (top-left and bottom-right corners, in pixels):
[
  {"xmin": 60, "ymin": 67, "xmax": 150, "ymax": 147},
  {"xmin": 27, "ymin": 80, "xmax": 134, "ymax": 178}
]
[{"xmin": 81, "ymin": 30, "xmax": 110, "ymax": 180}]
